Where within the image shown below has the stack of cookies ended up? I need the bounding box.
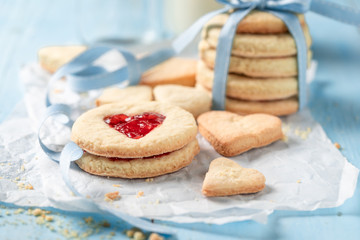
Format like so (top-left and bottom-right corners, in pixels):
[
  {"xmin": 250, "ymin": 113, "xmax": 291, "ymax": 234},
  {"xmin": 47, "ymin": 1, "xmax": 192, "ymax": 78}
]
[{"xmin": 197, "ymin": 11, "xmax": 312, "ymax": 116}]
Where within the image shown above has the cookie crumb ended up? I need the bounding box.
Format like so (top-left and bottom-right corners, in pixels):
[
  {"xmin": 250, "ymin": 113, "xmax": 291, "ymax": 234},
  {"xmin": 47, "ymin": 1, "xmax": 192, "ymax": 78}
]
[
  {"xmin": 36, "ymin": 216, "xmax": 45, "ymax": 225},
  {"xmin": 145, "ymin": 178, "xmax": 154, "ymax": 182},
  {"xmin": 281, "ymin": 134, "xmax": 288, "ymax": 143},
  {"xmin": 25, "ymin": 184, "xmax": 34, "ymax": 190},
  {"xmin": 101, "ymin": 220, "xmax": 111, "ymax": 228},
  {"xmin": 154, "ymin": 199, "xmax": 160, "ymax": 204},
  {"xmin": 20, "ymin": 165, "xmax": 25, "ymax": 172},
  {"xmin": 84, "ymin": 216, "xmax": 93, "ymax": 224},
  {"xmin": 334, "ymin": 142, "xmax": 341, "ymax": 149},
  {"xmin": 294, "ymin": 127, "xmax": 312, "ymax": 140},
  {"xmin": 133, "ymin": 231, "xmax": 146, "ymax": 240},
  {"xmin": 126, "ymin": 229, "xmax": 135, "ymax": 238},
  {"xmin": 296, "ymin": 179, "xmax": 302, "ymax": 184},
  {"xmin": 112, "ymin": 184, "xmax": 121, "ymax": 188},
  {"xmin": 136, "ymin": 191, "xmax": 144, "ymax": 198},
  {"xmin": 14, "ymin": 208, "xmax": 24, "ymax": 214},
  {"xmin": 45, "ymin": 215, "xmax": 54, "ymax": 222},
  {"xmin": 31, "ymin": 208, "xmax": 43, "ymax": 216},
  {"xmin": 53, "ymin": 88, "xmax": 63, "ymax": 94},
  {"xmin": 148, "ymin": 233, "xmax": 164, "ymax": 240},
  {"xmin": 105, "ymin": 191, "xmax": 120, "ymax": 201}
]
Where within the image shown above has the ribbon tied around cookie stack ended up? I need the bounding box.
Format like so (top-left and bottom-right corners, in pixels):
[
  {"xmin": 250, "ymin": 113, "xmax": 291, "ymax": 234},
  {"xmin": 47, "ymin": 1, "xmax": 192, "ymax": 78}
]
[{"xmin": 38, "ymin": 0, "xmax": 360, "ymax": 235}]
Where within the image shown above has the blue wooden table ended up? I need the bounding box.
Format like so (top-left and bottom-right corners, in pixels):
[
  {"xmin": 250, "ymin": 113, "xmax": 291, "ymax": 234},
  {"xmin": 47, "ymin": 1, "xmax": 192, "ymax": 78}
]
[{"xmin": 0, "ymin": 0, "xmax": 360, "ymax": 239}]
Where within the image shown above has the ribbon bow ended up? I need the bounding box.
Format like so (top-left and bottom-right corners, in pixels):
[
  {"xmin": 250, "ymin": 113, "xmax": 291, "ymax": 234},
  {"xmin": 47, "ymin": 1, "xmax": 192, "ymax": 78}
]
[
  {"xmin": 217, "ymin": 0, "xmax": 311, "ymax": 12},
  {"xmin": 39, "ymin": 0, "xmax": 360, "ymax": 235}
]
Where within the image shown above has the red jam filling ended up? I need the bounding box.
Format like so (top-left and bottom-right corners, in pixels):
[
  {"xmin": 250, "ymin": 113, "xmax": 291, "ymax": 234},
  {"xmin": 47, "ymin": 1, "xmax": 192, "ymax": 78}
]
[
  {"xmin": 104, "ymin": 112, "xmax": 166, "ymax": 139},
  {"xmin": 108, "ymin": 151, "xmax": 171, "ymax": 162}
]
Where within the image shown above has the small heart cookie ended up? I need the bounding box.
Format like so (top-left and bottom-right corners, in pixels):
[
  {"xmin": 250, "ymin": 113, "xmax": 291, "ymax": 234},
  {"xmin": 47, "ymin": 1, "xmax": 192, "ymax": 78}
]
[
  {"xmin": 197, "ymin": 111, "xmax": 282, "ymax": 156},
  {"xmin": 202, "ymin": 157, "xmax": 266, "ymax": 197}
]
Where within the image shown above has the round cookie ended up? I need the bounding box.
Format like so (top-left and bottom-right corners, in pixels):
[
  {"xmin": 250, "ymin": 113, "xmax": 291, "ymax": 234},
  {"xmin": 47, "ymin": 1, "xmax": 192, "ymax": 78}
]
[
  {"xmin": 140, "ymin": 58, "xmax": 197, "ymax": 87},
  {"xmin": 38, "ymin": 45, "xmax": 87, "ymax": 73},
  {"xmin": 225, "ymin": 97, "xmax": 298, "ymax": 116},
  {"xmin": 196, "ymin": 61, "xmax": 298, "ymax": 101},
  {"xmin": 76, "ymin": 139, "xmax": 199, "ymax": 178},
  {"xmin": 202, "ymin": 25, "xmax": 312, "ymax": 58},
  {"xmin": 71, "ymin": 102, "xmax": 198, "ymax": 158},
  {"xmin": 204, "ymin": 11, "xmax": 306, "ymax": 34},
  {"xmin": 95, "ymin": 86, "xmax": 153, "ymax": 106},
  {"xmin": 153, "ymin": 84, "xmax": 211, "ymax": 118},
  {"xmin": 199, "ymin": 41, "xmax": 312, "ymax": 78}
]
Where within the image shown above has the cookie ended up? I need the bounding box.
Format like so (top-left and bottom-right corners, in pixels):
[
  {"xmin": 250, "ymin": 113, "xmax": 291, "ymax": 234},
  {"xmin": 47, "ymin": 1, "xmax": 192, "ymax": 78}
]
[
  {"xmin": 197, "ymin": 61, "xmax": 298, "ymax": 101},
  {"xmin": 153, "ymin": 85, "xmax": 211, "ymax": 118},
  {"xmin": 226, "ymin": 97, "xmax": 298, "ymax": 116},
  {"xmin": 38, "ymin": 45, "xmax": 87, "ymax": 73},
  {"xmin": 199, "ymin": 41, "xmax": 312, "ymax": 77},
  {"xmin": 95, "ymin": 86, "xmax": 153, "ymax": 106},
  {"xmin": 140, "ymin": 58, "xmax": 197, "ymax": 87},
  {"xmin": 197, "ymin": 111, "xmax": 283, "ymax": 157},
  {"xmin": 204, "ymin": 11, "xmax": 305, "ymax": 34},
  {"xmin": 202, "ymin": 157, "xmax": 266, "ymax": 197},
  {"xmin": 76, "ymin": 139, "xmax": 199, "ymax": 178},
  {"xmin": 202, "ymin": 25, "xmax": 312, "ymax": 58},
  {"xmin": 71, "ymin": 102, "xmax": 198, "ymax": 158}
]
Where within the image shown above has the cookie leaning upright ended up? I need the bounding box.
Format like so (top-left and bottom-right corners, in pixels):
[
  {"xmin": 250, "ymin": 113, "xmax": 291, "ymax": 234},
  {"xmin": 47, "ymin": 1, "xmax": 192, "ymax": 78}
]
[
  {"xmin": 197, "ymin": 10, "xmax": 312, "ymax": 116},
  {"xmin": 71, "ymin": 102, "xmax": 199, "ymax": 178}
]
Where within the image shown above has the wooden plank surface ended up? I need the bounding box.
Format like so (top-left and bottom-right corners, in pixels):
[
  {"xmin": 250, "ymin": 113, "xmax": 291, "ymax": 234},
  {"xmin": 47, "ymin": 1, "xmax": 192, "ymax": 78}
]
[{"xmin": 0, "ymin": 1, "xmax": 359, "ymax": 239}]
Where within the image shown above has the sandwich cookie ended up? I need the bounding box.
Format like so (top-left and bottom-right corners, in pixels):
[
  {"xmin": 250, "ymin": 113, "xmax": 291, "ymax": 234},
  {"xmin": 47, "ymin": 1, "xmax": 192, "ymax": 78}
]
[{"xmin": 72, "ymin": 102, "xmax": 199, "ymax": 178}]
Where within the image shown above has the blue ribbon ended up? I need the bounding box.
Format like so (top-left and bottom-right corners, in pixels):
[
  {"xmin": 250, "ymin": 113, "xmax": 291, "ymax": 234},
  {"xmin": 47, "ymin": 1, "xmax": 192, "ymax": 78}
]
[
  {"xmin": 38, "ymin": 104, "xmax": 176, "ymax": 235},
  {"xmin": 38, "ymin": 0, "xmax": 360, "ymax": 235}
]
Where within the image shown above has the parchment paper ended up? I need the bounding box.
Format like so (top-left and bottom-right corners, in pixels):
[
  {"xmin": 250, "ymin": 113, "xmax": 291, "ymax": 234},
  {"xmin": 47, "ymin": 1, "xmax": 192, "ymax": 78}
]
[{"xmin": 0, "ymin": 51, "xmax": 358, "ymax": 224}]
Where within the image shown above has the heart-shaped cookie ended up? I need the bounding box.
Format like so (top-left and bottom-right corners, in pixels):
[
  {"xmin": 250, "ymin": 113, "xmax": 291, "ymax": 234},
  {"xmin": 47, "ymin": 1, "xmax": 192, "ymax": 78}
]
[
  {"xmin": 197, "ymin": 111, "xmax": 283, "ymax": 157},
  {"xmin": 202, "ymin": 157, "xmax": 266, "ymax": 197}
]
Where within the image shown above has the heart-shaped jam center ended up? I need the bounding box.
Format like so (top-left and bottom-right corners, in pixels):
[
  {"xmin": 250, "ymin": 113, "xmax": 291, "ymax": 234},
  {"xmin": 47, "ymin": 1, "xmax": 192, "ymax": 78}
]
[{"xmin": 104, "ymin": 112, "xmax": 166, "ymax": 139}]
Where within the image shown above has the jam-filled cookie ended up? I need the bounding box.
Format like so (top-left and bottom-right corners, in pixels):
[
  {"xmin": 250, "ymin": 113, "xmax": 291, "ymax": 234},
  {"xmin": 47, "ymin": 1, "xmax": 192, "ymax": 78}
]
[{"xmin": 71, "ymin": 102, "xmax": 199, "ymax": 178}]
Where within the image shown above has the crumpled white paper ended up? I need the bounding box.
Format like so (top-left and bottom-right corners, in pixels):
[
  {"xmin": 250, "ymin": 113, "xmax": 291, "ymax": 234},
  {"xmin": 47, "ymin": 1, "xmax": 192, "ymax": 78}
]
[{"xmin": 0, "ymin": 51, "xmax": 358, "ymax": 224}]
